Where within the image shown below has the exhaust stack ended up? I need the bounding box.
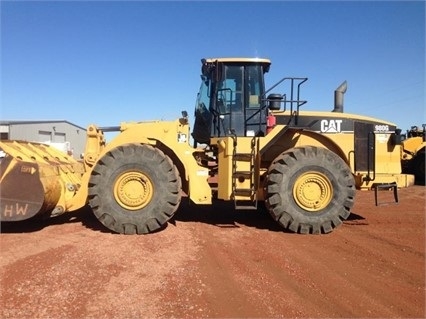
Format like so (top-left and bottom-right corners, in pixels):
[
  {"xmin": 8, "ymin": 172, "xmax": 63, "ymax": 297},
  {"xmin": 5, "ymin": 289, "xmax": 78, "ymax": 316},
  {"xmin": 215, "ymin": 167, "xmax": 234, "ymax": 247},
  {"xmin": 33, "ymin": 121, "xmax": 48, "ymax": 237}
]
[{"xmin": 333, "ymin": 81, "xmax": 347, "ymax": 113}]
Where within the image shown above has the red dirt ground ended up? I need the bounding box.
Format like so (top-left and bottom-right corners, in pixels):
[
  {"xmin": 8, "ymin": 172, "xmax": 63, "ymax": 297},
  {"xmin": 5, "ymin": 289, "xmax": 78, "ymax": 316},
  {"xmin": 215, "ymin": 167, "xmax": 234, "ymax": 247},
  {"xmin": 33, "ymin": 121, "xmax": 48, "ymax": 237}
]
[{"xmin": 1, "ymin": 186, "xmax": 425, "ymax": 318}]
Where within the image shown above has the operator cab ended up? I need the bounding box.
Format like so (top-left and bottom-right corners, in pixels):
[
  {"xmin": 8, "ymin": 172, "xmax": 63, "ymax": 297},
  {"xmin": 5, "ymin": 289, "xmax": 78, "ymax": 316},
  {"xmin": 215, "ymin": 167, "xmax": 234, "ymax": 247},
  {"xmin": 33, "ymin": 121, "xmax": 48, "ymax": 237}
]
[{"xmin": 192, "ymin": 58, "xmax": 271, "ymax": 145}]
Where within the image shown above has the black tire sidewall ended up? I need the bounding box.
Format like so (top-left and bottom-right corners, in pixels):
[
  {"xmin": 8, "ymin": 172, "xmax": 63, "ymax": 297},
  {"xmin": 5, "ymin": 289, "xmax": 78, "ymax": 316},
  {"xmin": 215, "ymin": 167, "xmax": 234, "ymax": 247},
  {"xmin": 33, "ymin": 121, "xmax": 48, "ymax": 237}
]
[
  {"xmin": 413, "ymin": 151, "xmax": 425, "ymax": 183},
  {"xmin": 89, "ymin": 144, "xmax": 180, "ymax": 232},
  {"xmin": 266, "ymin": 146, "xmax": 355, "ymax": 231}
]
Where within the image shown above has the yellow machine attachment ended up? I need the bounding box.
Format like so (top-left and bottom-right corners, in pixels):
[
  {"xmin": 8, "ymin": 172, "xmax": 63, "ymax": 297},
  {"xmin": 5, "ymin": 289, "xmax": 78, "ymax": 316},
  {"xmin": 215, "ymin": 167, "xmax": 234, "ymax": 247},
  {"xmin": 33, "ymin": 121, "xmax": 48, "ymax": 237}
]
[
  {"xmin": 0, "ymin": 141, "xmax": 84, "ymax": 221},
  {"xmin": 400, "ymin": 125, "xmax": 426, "ymax": 184}
]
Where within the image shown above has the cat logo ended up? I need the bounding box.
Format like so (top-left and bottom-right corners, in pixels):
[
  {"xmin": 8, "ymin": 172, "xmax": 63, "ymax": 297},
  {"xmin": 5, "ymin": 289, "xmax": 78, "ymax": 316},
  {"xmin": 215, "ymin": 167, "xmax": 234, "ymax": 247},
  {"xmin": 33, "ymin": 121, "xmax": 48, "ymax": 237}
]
[{"xmin": 320, "ymin": 119, "xmax": 343, "ymax": 133}]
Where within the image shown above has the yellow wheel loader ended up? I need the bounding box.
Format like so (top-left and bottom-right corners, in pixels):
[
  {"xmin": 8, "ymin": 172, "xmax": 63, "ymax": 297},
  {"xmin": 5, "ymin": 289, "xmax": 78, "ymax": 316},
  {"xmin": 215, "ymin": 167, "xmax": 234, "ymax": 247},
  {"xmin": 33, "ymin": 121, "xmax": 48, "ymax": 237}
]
[
  {"xmin": 0, "ymin": 58, "xmax": 414, "ymax": 234},
  {"xmin": 401, "ymin": 125, "xmax": 425, "ymax": 184}
]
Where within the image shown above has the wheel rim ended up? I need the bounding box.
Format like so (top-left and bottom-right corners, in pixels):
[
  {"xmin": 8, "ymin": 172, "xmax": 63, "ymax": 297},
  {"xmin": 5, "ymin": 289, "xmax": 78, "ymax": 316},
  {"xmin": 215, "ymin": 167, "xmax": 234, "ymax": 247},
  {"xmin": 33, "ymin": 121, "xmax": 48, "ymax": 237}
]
[
  {"xmin": 293, "ymin": 172, "xmax": 333, "ymax": 212},
  {"xmin": 113, "ymin": 171, "xmax": 153, "ymax": 210}
]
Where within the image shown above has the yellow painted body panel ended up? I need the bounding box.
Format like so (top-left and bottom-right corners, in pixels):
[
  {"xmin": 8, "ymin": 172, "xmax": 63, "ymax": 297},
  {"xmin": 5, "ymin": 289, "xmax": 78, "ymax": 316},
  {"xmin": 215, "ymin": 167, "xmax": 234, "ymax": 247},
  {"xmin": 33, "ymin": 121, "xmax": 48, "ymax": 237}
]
[
  {"xmin": 67, "ymin": 118, "xmax": 212, "ymax": 211},
  {"xmin": 401, "ymin": 136, "xmax": 425, "ymax": 161},
  {"xmin": 259, "ymin": 126, "xmax": 349, "ymax": 162},
  {"xmin": 288, "ymin": 110, "xmax": 396, "ymax": 126}
]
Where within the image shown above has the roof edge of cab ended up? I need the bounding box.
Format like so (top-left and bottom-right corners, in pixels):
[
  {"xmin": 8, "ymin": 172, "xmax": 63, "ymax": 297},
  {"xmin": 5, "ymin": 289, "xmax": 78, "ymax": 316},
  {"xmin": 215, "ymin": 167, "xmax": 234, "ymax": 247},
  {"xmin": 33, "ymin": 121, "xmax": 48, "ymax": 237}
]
[{"xmin": 203, "ymin": 57, "xmax": 271, "ymax": 65}]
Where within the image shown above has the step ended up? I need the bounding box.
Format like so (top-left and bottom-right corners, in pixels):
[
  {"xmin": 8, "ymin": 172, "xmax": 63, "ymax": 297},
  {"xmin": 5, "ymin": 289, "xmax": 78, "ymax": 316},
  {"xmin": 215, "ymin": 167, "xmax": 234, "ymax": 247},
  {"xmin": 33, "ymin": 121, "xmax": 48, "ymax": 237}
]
[
  {"xmin": 233, "ymin": 188, "xmax": 254, "ymax": 197},
  {"xmin": 233, "ymin": 171, "xmax": 253, "ymax": 179},
  {"xmin": 235, "ymin": 204, "xmax": 258, "ymax": 210},
  {"xmin": 234, "ymin": 200, "xmax": 258, "ymax": 210},
  {"xmin": 233, "ymin": 153, "xmax": 253, "ymax": 161},
  {"xmin": 371, "ymin": 182, "xmax": 399, "ymax": 206}
]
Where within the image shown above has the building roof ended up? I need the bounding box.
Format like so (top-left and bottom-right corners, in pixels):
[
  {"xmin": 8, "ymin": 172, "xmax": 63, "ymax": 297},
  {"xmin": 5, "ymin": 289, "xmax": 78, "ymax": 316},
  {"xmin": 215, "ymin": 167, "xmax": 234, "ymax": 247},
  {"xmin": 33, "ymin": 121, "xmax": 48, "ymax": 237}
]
[{"xmin": 0, "ymin": 120, "xmax": 86, "ymax": 130}]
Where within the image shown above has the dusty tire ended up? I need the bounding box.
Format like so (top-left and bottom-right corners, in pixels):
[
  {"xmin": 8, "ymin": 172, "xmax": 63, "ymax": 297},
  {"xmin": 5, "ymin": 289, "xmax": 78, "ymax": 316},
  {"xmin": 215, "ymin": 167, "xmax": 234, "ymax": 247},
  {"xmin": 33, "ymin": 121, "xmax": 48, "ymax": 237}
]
[
  {"xmin": 265, "ymin": 146, "xmax": 356, "ymax": 234},
  {"xmin": 88, "ymin": 144, "xmax": 182, "ymax": 234},
  {"xmin": 413, "ymin": 151, "xmax": 425, "ymax": 184}
]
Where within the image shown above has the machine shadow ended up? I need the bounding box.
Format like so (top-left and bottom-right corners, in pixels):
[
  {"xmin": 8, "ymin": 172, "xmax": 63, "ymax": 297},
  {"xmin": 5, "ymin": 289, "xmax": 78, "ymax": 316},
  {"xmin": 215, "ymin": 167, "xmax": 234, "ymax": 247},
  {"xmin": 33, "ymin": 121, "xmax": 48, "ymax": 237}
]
[
  {"xmin": 343, "ymin": 211, "xmax": 368, "ymax": 226},
  {"xmin": 0, "ymin": 205, "xmax": 112, "ymax": 234},
  {"xmin": 1, "ymin": 201, "xmax": 367, "ymax": 235},
  {"xmin": 173, "ymin": 200, "xmax": 367, "ymax": 232},
  {"xmin": 172, "ymin": 199, "xmax": 285, "ymax": 232}
]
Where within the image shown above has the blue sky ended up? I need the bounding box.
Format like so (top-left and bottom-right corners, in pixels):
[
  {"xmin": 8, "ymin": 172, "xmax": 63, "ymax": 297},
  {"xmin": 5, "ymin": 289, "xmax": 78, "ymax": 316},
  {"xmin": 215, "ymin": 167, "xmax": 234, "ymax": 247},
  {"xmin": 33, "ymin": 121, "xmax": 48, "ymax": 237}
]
[{"xmin": 1, "ymin": 1, "xmax": 425, "ymax": 134}]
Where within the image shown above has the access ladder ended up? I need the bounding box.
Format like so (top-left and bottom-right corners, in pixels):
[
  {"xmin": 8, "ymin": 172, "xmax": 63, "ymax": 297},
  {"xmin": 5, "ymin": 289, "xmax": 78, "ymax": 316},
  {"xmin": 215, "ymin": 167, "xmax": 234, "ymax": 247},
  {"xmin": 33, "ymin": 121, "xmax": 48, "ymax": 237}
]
[{"xmin": 231, "ymin": 136, "xmax": 258, "ymax": 210}]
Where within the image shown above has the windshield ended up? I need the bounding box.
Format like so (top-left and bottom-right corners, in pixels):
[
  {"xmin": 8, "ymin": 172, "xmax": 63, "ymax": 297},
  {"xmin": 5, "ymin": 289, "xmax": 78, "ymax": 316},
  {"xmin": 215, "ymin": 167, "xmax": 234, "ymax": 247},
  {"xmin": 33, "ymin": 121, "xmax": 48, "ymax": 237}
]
[
  {"xmin": 192, "ymin": 62, "xmax": 267, "ymax": 143},
  {"xmin": 215, "ymin": 64, "xmax": 263, "ymax": 113}
]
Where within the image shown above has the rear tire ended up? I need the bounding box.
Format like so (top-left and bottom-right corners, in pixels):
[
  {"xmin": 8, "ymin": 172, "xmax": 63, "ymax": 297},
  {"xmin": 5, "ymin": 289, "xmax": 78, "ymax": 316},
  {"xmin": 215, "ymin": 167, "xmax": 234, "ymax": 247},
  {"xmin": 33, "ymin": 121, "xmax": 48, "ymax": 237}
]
[
  {"xmin": 413, "ymin": 150, "xmax": 425, "ymax": 184},
  {"xmin": 265, "ymin": 146, "xmax": 356, "ymax": 234},
  {"xmin": 88, "ymin": 144, "xmax": 181, "ymax": 234}
]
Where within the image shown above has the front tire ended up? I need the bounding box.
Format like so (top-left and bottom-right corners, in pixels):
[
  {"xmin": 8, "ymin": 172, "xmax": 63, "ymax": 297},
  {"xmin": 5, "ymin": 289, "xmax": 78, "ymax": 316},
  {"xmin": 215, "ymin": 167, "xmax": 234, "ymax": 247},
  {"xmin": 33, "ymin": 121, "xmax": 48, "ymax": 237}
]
[
  {"xmin": 88, "ymin": 144, "xmax": 182, "ymax": 234},
  {"xmin": 265, "ymin": 146, "xmax": 356, "ymax": 234}
]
